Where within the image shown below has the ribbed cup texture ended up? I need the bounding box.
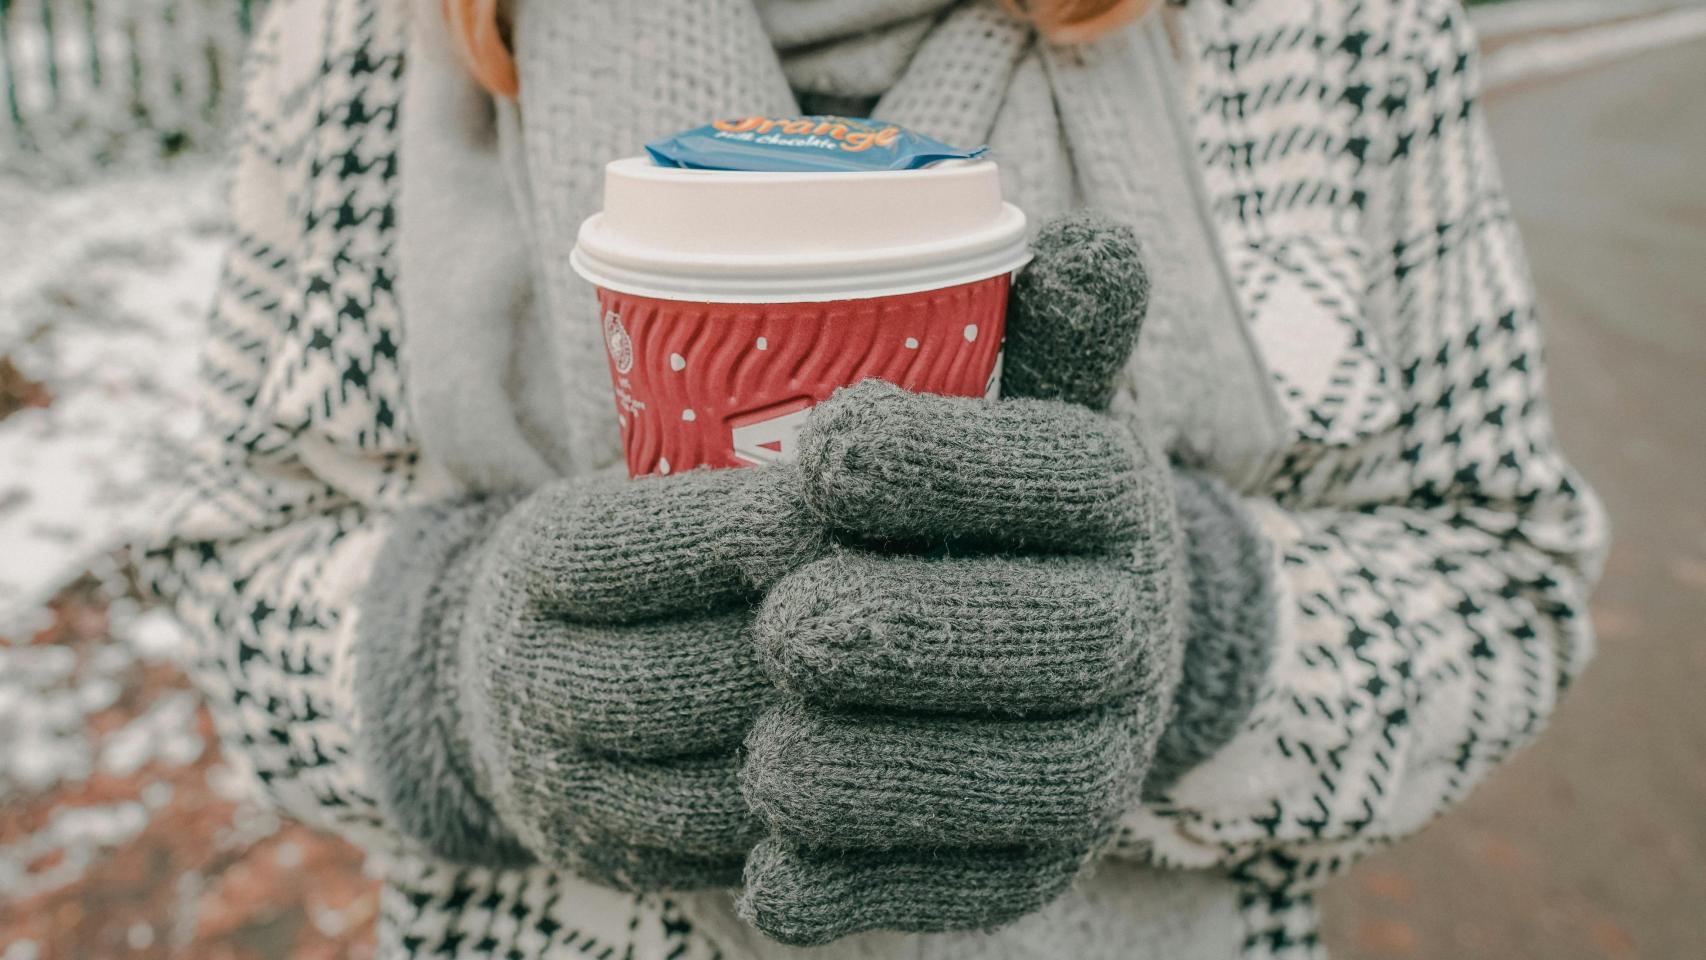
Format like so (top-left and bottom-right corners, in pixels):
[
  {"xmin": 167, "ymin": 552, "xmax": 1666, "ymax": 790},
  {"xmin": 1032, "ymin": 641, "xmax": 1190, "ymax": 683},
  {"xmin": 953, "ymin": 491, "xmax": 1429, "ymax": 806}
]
[{"xmin": 599, "ymin": 278, "xmax": 1009, "ymax": 478}]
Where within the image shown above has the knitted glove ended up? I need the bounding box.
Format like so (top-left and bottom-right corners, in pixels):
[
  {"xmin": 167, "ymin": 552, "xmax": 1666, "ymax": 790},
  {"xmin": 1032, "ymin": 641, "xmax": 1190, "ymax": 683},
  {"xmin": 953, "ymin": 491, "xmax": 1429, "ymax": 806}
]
[
  {"xmin": 735, "ymin": 215, "xmax": 1277, "ymax": 945},
  {"xmin": 353, "ymin": 215, "xmax": 1138, "ymax": 891},
  {"xmin": 358, "ymin": 462, "xmax": 825, "ymax": 890},
  {"xmin": 357, "ymin": 213, "xmax": 1272, "ymax": 911}
]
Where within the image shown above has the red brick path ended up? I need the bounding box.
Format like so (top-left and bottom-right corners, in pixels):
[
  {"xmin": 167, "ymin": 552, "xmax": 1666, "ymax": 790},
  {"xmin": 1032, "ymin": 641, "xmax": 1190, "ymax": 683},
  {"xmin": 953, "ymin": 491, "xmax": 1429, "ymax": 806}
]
[{"xmin": 0, "ymin": 583, "xmax": 379, "ymax": 960}]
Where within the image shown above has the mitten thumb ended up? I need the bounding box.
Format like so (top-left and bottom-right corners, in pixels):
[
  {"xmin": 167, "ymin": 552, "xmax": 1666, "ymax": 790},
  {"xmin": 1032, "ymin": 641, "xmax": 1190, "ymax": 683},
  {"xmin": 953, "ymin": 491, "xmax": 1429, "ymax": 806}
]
[{"xmin": 1001, "ymin": 212, "xmax": 1149, "ymax": 411}]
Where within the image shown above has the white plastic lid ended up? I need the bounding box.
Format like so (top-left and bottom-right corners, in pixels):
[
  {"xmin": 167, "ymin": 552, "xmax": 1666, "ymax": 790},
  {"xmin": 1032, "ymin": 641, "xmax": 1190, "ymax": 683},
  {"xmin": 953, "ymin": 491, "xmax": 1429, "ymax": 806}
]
[{"xmin": 570, "ymin": 157, "xmax": 1031, "ymax": 303}]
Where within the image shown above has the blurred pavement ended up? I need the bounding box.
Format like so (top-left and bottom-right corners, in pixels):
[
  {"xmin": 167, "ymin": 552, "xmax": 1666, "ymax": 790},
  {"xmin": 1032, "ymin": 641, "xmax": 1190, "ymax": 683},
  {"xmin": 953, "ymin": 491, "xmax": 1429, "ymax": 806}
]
[{"xmin": 1321, "ymin": 36, "xmax": 1706, "ymax": 960}]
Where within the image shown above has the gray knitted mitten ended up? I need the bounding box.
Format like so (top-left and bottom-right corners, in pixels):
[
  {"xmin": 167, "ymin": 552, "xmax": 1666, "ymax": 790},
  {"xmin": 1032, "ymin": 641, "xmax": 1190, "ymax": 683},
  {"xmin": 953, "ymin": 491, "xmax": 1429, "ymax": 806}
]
[
  {"xmin": 357, "ymin": 213, "xmax": 1273, "ymax": 920},
  {"xmin": 735, "ymin": 214, "xmax": 1278, "ymax": 945},
  {"xmin": 358, "ymin": 464, "xmax": 825, "ymax": 890}
]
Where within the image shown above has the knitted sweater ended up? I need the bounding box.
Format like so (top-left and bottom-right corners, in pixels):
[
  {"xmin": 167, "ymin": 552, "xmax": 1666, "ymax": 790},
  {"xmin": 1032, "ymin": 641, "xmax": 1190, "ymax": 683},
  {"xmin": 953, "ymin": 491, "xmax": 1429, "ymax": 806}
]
[{"xmin": 145, "ymin": 0, "xmax": 1608, "ymax": 957}]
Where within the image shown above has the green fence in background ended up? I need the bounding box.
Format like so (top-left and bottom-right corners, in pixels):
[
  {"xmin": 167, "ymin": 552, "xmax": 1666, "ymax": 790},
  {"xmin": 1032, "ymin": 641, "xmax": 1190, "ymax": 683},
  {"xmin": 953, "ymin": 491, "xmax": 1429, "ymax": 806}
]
[{"xmin": 0, "ymin": 0, "xmax": 261, "ymax": 178}]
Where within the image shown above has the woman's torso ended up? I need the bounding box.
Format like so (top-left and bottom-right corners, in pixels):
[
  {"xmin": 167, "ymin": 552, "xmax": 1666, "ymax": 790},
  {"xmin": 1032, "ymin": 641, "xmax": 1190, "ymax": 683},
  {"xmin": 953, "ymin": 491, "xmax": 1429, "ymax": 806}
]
[{"xmin": 237, "ymin": 0, "xmax": 1411, "ymax": 954}]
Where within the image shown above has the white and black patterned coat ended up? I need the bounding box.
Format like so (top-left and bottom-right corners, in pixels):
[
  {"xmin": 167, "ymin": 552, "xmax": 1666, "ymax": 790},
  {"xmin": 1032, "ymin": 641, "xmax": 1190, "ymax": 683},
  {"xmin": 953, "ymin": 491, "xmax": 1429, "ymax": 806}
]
[{"xmin": 145, "ymin": 0, "xmax": 1608, "ymax": 956}]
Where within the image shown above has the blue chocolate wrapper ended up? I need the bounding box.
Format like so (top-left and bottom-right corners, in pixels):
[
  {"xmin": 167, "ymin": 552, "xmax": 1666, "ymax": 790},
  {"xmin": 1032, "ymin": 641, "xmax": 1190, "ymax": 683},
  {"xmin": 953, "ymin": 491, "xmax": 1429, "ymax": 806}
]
[{"xmin": 645, "ymin": 116, "xmax": 988, "ymax": 173}]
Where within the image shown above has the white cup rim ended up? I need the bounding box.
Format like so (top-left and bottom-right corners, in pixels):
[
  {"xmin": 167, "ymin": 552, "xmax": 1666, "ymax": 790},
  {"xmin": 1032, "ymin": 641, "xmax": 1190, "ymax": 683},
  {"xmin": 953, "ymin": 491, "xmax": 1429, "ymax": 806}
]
[{"xmin": 571, "ymin": 157, "xmax": 1031, "ymax": 304}]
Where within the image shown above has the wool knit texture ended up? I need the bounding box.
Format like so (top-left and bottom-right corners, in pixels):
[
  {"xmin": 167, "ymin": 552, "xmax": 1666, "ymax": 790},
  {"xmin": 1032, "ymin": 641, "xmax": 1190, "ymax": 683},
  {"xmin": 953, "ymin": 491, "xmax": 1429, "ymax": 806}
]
[
  {"xmin": 352, "ymin": 211, "xmax": 1278, "ymax": 938},
  {"xmin": 483, "ymin": 466, "xmax": 825, "ymax": 625},
  {"xmin": 721, "ymin": 213, "xmax": 1263, "ymax": 943},
  {"xmin": 459, "ymin": 466, "xmax": 826, "ymax": 889},
  {"xmin": 797, "ymin": 383, "xmax": 1166, "ymax": 553},
  {"xmin": 740, "ymin": 838, "xmax": 1089, "ymax": 947},
  {"xmin": 742, "ymin": 698, "xmax": 1157, "ymax": 851},
  {"xmin": 358, "ymin": 496, "xmax": 533, "ymax": 868},
  {"xmin": 1002, "ymin": 214, "xmax": 1151, "ymax": 412},
  {"xmin": 735, "ymin": 382, "xmax": 1189, "ymax": 942},
  {"xmin": 1147, "ymin": 470, "xmax": 1282, "ymax": 796},
  {"xmin": 357, "ymin": 464, "xmax": 824, "ymax": 890},
  {"xmin": 755, "ymin": 550, "xmax": 1169, "ymax": 715}
]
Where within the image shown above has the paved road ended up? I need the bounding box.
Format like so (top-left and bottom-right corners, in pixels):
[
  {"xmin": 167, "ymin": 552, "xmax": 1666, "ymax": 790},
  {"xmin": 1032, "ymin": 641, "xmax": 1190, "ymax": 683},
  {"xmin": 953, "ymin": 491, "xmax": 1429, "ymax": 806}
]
[{"xmin": 1321, "ymin": 37, "xmax": 1706, "ymax": 960}]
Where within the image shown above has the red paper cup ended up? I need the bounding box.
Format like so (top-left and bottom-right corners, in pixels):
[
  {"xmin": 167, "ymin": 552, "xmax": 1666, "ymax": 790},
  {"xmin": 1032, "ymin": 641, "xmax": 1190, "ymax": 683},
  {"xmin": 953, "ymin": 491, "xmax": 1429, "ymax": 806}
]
[
  {"xmin": 593, "ymin": 277, "xmax": 1008, "ymax": 476},
  {"xmin": 572, "ymin": 158, "xmax": 1030, "ymax": 477}
]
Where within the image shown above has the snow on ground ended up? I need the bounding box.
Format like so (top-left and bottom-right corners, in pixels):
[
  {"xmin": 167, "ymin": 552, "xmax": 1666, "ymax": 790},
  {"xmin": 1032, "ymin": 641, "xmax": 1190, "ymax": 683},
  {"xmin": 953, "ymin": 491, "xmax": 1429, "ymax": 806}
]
[
  {"xmin": 0, "ymin": 162, "xmax": 225, "ymax": 899},
  {"xmin": 0, "ymin": 166, "xmax": 378, "ymax": 956},
  {"xmin": 0, "ymin": 164, "xmax": 224, "ymax": 631}
]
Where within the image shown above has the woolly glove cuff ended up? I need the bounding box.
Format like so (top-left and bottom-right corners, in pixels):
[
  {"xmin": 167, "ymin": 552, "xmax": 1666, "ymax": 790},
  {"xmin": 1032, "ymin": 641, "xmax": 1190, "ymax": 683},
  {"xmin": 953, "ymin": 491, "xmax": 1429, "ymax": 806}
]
[
  {"xmin": 355, "ymin": 496, "xmax": 534, "ymax": 867},
  {"xmin": 1146, "ymin": 470, "xmax": 1279, "ymax": 796}
]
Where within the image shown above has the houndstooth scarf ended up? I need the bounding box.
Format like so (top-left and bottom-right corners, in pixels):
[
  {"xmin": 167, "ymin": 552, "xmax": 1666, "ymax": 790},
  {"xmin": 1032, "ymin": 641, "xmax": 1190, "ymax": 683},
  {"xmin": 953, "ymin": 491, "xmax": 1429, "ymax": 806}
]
[{"xmin": 398, "ymin": 0, "xmax": 1284, "ymax": 495}]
